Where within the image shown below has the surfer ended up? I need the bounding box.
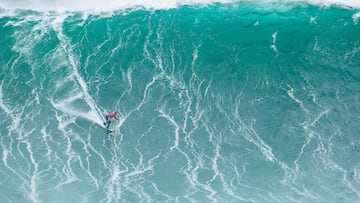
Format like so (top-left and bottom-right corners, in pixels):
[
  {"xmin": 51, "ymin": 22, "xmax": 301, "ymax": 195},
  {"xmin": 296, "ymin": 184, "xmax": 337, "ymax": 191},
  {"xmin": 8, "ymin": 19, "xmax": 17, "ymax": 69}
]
[{"xmin": 104, "ymin": 112, "xmax": 118, "ymax": 129}]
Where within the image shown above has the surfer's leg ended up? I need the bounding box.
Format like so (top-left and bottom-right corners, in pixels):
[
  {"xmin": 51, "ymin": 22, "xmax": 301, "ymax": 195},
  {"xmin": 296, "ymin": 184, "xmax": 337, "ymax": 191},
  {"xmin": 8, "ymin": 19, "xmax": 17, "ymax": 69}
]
[
  {"xmin": 104, "ymin": 116, "xmax": 109, "ymax": 126},
  {"xmin": 106, "ymin": 120, "xmax": 111, "ymax": 128}
]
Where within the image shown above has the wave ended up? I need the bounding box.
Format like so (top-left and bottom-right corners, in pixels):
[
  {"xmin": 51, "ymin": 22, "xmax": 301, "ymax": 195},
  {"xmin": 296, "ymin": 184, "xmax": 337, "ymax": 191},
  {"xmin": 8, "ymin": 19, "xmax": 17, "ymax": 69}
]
[
  {"xmin": 1, "ymin": 0, "xmax": 359, "ymax": 201},
  {"xmin": 0, "ymin": 0, "xmax": 360, "ymax": 12}
]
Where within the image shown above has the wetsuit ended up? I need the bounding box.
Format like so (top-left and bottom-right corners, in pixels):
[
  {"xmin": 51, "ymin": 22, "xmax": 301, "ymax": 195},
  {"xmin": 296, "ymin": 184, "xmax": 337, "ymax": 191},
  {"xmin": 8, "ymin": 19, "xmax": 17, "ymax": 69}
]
[{"xmin": 105, "ymin": 113, "xmax": 118, "ymax": 128}]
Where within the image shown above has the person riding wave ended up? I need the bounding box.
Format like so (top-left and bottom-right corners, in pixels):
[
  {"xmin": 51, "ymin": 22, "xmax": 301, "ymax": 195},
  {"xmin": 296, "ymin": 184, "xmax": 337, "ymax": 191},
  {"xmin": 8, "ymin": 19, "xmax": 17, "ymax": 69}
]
[{"xmin": 104, "ymin": 112, "xmax": 118, "ymax": 129}]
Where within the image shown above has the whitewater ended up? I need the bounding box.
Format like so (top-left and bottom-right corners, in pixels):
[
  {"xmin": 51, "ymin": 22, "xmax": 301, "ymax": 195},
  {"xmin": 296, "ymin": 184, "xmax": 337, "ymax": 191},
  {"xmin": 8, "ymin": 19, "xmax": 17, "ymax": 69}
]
[{"xmin": 0, "ymin": 0, "xmax": 360, "ymax": 202}]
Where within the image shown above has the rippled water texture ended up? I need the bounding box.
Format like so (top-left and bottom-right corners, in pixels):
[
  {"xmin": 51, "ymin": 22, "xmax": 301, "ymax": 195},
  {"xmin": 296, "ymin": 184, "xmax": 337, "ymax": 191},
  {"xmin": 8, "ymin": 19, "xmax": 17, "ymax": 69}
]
[{"xmin": 0, "ymin": 2, "xmax": 360, "ymax": 202}]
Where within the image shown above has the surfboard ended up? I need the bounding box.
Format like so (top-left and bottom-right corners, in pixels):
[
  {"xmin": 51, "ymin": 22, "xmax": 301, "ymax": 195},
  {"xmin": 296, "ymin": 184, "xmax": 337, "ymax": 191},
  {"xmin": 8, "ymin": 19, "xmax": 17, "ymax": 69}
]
[{"xmin": 107, "ymin": 128, "xmax": 114, "ymax": 132}]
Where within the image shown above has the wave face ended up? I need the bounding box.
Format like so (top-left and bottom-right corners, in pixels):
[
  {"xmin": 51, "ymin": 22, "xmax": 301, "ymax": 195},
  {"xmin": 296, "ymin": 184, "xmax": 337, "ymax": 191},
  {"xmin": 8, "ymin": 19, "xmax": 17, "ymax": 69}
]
[{"xmin": 1, "ymin": 2, "xmax": 360, "ymax": 202}]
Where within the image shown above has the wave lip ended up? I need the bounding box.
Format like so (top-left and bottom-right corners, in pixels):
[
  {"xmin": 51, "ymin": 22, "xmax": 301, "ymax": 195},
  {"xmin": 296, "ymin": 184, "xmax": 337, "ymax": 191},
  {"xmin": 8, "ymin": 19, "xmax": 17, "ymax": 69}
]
[
  {"xmin": 308, "ymin": 0, "xmax": 360, "ymax": 8},
  {"xmin": 1, "ymin": 0, "xmax": 181, "ymax": 12},
  {"xmin": 1, "ymin": 0, "xmax": 360, "ymax": 12}
]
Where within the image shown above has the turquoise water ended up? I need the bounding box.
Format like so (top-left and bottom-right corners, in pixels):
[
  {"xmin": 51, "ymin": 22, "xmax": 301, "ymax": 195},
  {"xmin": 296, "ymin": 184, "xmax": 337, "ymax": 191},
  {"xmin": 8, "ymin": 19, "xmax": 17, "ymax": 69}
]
[{"xmin": 1, "ymin": 2, "xmax": 360, "ymax": 202}]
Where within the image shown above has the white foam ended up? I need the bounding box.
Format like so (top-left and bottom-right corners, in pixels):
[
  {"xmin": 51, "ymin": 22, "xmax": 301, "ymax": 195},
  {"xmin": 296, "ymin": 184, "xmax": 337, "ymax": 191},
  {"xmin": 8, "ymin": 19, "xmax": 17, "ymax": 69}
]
[
  {"xmin": 0, "ymin": 0, "xmax": 359, "ymax": 12},
  {"xmin": 353, "ymin": 12, "xmax": 360, "ymax": 24},
  {"xmin": 158, "ymin": 107, "xmax": 180, "ymax": 152},
  {"xmin": 0, "ymin": 83, "xmax": 11, "ymax": 115},
  {"xmin": 307, "ymin": 0, "xmax": 360, "ymax": 8},
  {"xmin": 271, "ymin": 31, "xmax": 279, "ymax": 53}
]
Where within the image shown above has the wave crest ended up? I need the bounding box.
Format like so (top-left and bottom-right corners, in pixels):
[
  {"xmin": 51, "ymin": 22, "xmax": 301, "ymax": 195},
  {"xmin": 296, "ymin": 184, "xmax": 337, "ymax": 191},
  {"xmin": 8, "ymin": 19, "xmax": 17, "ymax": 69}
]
[{"xmin": 0, "ymin": 0, "xmax": 359, "ymax": 12}]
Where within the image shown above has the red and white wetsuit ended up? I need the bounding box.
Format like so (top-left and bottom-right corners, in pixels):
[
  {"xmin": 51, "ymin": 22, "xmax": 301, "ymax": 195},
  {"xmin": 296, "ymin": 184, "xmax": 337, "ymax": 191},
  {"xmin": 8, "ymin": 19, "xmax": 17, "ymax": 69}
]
[
  {"xmin": 105, "ymin": 112, "xmax": 118, "ymax": 128},
  {"xmin": 107, "ymin": 113, "xmax": 117, "ymax": 118}
]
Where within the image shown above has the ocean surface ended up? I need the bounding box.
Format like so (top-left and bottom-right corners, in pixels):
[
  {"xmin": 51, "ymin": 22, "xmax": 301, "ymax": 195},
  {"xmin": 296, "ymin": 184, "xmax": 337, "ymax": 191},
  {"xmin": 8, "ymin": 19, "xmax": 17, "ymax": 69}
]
[{"xmin": 1, "ymin": 0, "xmax": 360, "ymax": 202}]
